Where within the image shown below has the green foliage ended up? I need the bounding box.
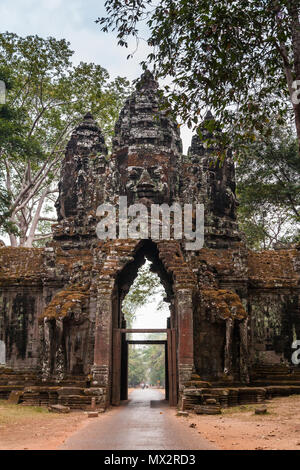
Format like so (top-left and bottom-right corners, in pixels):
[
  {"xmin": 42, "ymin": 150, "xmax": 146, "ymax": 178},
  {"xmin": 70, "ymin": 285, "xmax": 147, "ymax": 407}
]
[
  {"xmin": 0, "ymin": 32, "xmax": 130, "ymax": 243},
  {"xmin": 128, "ymin": 346, "xmax": 147, "ymax": 386},
  {"xmin": 143, "ymin": 337, "xmax": 165, "ymax": 386},
  {"xmin": 236, "ymin": 127, "xmax": 300, "ymax": 249},
  {"xmin": 98, "ymin": 0, "xmax": 300, "ymax": 151},
  {"xmin": 0, "ymin": 180, "xmax": 16, "ymax": 236},
  {"xmin": 128, "ymin": 341, "xmax": 165, "ymax": 387},
  {"xmin": 0, "ymin": 32, "xmax": 130, "ymax": 153}
]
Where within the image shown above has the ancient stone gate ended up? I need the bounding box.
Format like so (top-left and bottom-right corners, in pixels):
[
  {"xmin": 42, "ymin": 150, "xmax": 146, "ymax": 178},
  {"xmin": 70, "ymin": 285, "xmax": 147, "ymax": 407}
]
[{"xmin": 0, "ymin": 71, "xmax": 300, "ymax": 410}]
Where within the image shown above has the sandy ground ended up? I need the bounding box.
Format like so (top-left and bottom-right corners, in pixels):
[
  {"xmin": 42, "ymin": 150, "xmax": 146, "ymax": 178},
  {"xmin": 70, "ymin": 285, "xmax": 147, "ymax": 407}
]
[
  {"xmin": 0, "ymin": 401, "xmax": 89, "ymax": 450},
  {"xmin": 180, "ymin": 395, "xmax": 300, "ymax": 450}
]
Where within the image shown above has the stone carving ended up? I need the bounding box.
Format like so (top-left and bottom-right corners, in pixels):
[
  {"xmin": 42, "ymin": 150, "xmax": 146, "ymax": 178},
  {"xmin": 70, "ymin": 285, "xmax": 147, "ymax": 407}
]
[
  {"xmin": 0, "ymin": 71, "xmax": 299, "ymax": 410},
  {"xmin": 111, "ymin": 71, "xmax": 181, "ymax": 206}
]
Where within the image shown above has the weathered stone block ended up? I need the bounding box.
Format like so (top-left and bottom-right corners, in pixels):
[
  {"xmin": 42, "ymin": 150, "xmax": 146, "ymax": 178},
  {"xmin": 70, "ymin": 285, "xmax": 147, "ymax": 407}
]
[
  {"xmin": 57, "ymin": 387, "xmax": 84, "ymax": 396},
  {"xmin": 83, "ymin": 388, "xmax": 104, "ymax": 396},
  {"xmin": 48, "ymin": 404, "xmax": 70, "ymax": 413},
  {"xmin": 7, "ymin": 391, "xmax": 23, "ymax": 404},
  {"xmin": 87, "ymin": 411, "xmax": 99, "ymax": 418},
  {"xmin": 194, "ymin": 404, "xmax": 221, "ymax": 415},
  {"xmin": 255, "ymin": 405, "xmax": 267, "ymax": 415}
]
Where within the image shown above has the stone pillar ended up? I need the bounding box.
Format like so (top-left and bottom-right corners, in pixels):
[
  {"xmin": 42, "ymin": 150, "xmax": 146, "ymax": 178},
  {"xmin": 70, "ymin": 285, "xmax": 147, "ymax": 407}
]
[
  {"xmin": 55, "ymin": 319, "xmax": 65, "ymax": 382},
  {"xmin": 176, "ymin": 289, "xmax": 194, "ymax": 388},
  {"xmin": 41, "ymin": 319, "xmax": 51, "ymax": 381},
  {"xmin": 224, "ymin": 317, "xmax": 234, "ymax": 376},
  {"xmin": 92, "ymin": 283, "xmax": 114, "ymax": 403},
  {"xmin": 239, "ymin": 318, "xmax": 250, "ymax": 383}
]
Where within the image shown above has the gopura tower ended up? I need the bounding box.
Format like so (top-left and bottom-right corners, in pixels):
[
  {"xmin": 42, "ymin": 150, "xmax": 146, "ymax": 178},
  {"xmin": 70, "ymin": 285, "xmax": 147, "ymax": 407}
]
[{"xmin": 0, "ymin": 72, "xmax": 299, "ymax": 410}]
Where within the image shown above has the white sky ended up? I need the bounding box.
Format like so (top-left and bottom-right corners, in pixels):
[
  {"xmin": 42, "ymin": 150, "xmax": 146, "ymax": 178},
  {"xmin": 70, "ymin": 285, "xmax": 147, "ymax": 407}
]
[
  {"xmin": 0, "ymin": 0, "xmax": 193, "ymax": 153},
  {"xmin": 131, "ymin": 293, "xmax": 169, "ymax": 337},
  {"xmin": 126, "ymin": 260, "xmax": 170, "ymax": 336}
]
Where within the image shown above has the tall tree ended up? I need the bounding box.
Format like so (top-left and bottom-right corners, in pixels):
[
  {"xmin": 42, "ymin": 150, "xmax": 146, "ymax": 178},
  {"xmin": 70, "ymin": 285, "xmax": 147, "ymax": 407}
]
[
  {"xmin": 98, "ymin": 0, "xmax": 300, "ymax": 153},
  {"xmin": 143, "ymin": 335, "xmax": 165, "ymax": 387},
  {"xmin": 0, "ymin": 32, "xmax": 129, "ymax": 246},
  {"xmin": 236, "ymin": 126, "xmax": 300, "ymax": 249}
]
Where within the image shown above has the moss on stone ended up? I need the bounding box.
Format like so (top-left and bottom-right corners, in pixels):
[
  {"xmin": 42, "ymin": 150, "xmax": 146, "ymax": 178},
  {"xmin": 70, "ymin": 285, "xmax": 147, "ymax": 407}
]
[{"xmin": 202, "ymin": 288, "xmax": 247, "ymax": 320}]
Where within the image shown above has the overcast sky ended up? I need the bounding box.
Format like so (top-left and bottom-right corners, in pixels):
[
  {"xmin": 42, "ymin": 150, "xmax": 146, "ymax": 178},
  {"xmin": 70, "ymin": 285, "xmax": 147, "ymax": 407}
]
[
  {"xmin": 130, "ymin": 294, "xmax": 169, "ymax": 335},
  {"xmin": 0, "ymin": 0, "xmax": 193, "ymax": 152},
  {"xmin": 125, "ymin": 261, "xmax": 170, "ymax": 333}
]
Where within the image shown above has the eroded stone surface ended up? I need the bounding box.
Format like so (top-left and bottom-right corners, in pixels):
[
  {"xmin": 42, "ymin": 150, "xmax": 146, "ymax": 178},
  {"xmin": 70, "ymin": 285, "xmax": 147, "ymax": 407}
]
[{"xmin": 0, "ymin": 72, "xmax": 299, "ymax": 410}]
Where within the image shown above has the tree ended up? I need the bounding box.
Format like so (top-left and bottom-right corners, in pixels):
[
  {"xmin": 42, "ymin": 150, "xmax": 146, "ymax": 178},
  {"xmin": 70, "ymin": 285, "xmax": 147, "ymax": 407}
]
[
  {"xmin": 0, "ymin": 32, "xmax": 130, "ymax": 246},
  {"xmin": 0, "ymin": 73, "xmax": 33, "ymax": 237},
  {"xmin": 236, "ymin": 126, "xmax": 300, "ymax": 249},
  {"xmin": 97, "ymin": 1, "xmax": 300, "ymax": 154},
  {"xmin": 128, "ymin": 340, "xmax": 165, "ymax": 387},
  {"xmin": 143, "ymin": 335, "xmax": 165, "ymax": 387},
  {"xmin": 128, "ymin": 346, "xmax": 147, "ymax": 386},
  {"xmin": 0, "ymin": 180, "xmax": 15, "ymax": 236}
]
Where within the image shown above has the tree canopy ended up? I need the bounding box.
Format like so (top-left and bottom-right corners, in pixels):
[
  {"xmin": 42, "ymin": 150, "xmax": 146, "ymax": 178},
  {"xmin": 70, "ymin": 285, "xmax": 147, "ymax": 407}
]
[
  {"xmin": 236, "ymin": 126, "xmax": 300, "ymax": 249},
  {"xmin": 98, "ymin": 0, "xmax": 300, "ymax": 153},
  {"xmin": 0, "ymin": 32, "xmax": 130, "ymax": 246},
  {"xmin": 128, "ymin": 346, "xmax": 147, "ymax": 386},
  {"xmin": 128, "ymin": 340, "xmax": 165, "ymax": 388}
]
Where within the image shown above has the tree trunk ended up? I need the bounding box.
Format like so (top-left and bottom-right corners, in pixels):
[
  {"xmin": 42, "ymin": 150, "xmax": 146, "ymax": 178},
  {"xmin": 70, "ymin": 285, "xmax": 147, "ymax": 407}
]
[
  {"xmin": 25, "ymin": 188, "xmax": 48, "ymax": 247},
  {"xmin": 9, "ymin": 232, "xmax": 17, "ymax": 247}
]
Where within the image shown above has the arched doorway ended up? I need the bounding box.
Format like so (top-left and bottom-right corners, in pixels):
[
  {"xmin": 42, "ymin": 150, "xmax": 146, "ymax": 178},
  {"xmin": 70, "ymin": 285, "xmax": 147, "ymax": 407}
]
[
  {"xmin": 122, "ymin": 259, "xmax": 170, "ymax": 401},
  {"xmin": 93, "ymin": 239, "xmax": 195, "ymax": 407},
  {"xmin": 112, "ymin": 240, "xmax": 177, "ymax": 405}
]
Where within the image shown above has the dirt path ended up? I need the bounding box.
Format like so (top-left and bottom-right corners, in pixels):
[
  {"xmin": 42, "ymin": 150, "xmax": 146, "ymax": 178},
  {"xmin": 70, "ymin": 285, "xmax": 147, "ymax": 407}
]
[
  {"xmin": 60, "ymin": 389, "xmax": 217, "ymax": 450},
  {"xmin": 183, "ymin": 395, "xmax": 300, "ymax": 450}
]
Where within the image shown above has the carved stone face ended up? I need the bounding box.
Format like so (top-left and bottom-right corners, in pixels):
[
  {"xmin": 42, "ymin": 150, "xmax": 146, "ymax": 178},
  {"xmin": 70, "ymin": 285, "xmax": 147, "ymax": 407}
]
[{"xmin": 119, "ymin": 153, "xmax": 176, "ymax": 204}]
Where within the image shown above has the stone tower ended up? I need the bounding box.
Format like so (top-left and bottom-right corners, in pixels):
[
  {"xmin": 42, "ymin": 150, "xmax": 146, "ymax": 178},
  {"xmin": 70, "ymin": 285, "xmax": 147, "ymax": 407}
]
[
  {"xmin": 109, "ymin": 70, "xmax": 182, "ymax": 206},
  {"xmin": 54, "ymin": 112, "xmax": 108, "ymax": 245},
  {"xmin": 182, "ymin": 112, "xmax": 241, "ymax": 248}
]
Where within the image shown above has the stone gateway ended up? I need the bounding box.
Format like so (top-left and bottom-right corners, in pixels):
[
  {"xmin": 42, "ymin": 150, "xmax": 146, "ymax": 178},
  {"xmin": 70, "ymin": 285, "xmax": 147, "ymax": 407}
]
[{"xmin": 0, "ymin": 72, "xmax": 299, "ymax": 410}]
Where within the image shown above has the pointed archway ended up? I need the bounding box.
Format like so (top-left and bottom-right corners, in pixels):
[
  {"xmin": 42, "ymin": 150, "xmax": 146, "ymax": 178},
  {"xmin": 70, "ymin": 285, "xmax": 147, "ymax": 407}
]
[{"xmin": 92, "ymin": 239, "xmax": 197, "ymax": 407}]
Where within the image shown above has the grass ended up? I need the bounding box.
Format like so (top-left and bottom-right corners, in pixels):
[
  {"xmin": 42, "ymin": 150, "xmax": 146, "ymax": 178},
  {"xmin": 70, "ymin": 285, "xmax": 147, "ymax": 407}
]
[
  {"xmin": 221, "ymin": 404, "xmax": 273, "ymax": 417},
  {"xmin": 222, "ymin": 404, "xmax": 254, "ymax": 415},
  {"xmin": 0, "ymin": 400, "xmax": 59, "ymax": 427},
  {"xmin": 0, "ymin": 400, "xmax": 85, "ymax": 450}
]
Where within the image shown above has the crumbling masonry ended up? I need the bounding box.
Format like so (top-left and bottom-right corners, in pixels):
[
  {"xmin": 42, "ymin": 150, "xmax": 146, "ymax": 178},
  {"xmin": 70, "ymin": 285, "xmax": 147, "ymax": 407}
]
[{"xmin": 0, "ymin": 72, "xmax": 300, "ymax": 410}]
